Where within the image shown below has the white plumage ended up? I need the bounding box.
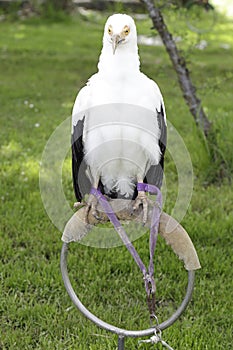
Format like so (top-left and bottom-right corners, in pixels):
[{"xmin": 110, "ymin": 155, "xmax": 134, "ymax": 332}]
[{"xmin": 71, "ymin": 14, "xmax": 167, "ymax": 220}]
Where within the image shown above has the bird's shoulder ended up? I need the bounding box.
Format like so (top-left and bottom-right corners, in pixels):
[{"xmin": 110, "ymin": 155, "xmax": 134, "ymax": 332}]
[
  {"xmin": 71, "ymin": 76, "xmax": 96, "ymax": 128},
  {"xmin": 139, "ymin": 72, "xmax": 162, "ymax": 96},
  {"xmin": 137, "ymin": 72, "xmax": 165, "ymax": 113}
]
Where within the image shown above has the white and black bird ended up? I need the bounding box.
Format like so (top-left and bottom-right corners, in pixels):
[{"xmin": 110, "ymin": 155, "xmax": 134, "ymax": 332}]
[{"xmin": 71, "ymin": 14, "xmax": 167, "ymax": 223}]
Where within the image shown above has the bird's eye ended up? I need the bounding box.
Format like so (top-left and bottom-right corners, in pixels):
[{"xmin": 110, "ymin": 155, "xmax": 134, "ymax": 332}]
[
  {"xmin": 108, "ymin": 26, "xmax": 113, "ymax": 35},
  {"xmin": 124, "ymin": 26, "xmax": 130, "ymax": 36}
]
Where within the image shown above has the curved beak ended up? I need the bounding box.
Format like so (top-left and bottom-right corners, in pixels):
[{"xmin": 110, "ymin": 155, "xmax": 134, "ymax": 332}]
[{"xmin": 112, "ymin": 34, "xmax": 125, "ymax": 55}]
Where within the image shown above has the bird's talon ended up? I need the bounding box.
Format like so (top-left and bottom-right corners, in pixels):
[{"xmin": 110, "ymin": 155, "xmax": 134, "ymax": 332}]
[
  {"xmin": 74, "ymin": 201, "xmax": 83, "ymax": 209},
  {"xmin": 83, "ymin": 193, "xmax": 100, "ymax": 224},
  {"xmin": 92, "ymin": 211, "xmax": 101, "ymax": 220}
]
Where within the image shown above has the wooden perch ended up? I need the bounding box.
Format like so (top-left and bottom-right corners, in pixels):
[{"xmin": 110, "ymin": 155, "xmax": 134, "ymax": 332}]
[{"xmin": 62, "ymin": 199, "xmax": 201, "ymax": 271}]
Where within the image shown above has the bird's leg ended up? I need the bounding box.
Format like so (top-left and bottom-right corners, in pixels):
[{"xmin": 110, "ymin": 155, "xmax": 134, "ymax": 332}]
[
  {"xmin": 84, "ymin": 177, "xmax": 100, "ymax": 224},
  {"xmin": 133, "ymin": 191, "xmax": 149, "ymax": 225},
  {"xmin": 84, "ymin": 194, "xmax": 99, "ymax": 223},
  {"xmin": 133, "ymin": 177, "xmax": 149, "ymax": 225}
]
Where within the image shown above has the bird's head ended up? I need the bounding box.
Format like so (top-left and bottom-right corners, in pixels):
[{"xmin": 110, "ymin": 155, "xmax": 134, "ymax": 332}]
[{"xmin": 103, "ymin": 14, "xmax": 137, "ymax": 55}]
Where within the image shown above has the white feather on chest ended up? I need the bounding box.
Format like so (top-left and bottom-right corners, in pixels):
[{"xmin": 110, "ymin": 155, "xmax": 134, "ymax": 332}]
[{"xmin": 82, "ymin": 78, "xmax": 161, "ymax": 196}]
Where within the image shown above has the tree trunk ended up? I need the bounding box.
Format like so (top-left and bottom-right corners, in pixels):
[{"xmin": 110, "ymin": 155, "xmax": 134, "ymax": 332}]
[{"xmin": 142, "ymin": 0, "xmax": 212, "ymax": 136}]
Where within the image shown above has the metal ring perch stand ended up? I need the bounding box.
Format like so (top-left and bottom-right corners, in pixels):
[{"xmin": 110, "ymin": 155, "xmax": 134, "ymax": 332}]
[{"xmin": 60, "ymin": 201, "xmax": 201, "ymax": 349}]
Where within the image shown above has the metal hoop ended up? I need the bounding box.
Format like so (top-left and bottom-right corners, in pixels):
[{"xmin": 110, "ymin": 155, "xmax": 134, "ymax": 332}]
[{"xmin": 60, "ymin": 242, "xmax": 195, "ymax": 338}]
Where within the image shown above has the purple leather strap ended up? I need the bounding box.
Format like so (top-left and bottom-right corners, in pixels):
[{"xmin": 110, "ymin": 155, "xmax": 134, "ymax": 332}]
[
  {"xmin": 90, "ymin": 187, "xmax": 147, "ymax": 276},
  {"xmin": 137, "ymin": 183, "xmax": 162, "ymax": 294},
  {"xmin": 90, "ymin": 183, "xmax": 162, "ymax": 299}
]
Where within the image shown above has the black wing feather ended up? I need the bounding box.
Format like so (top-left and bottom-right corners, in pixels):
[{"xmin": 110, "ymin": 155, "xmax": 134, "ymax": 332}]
[
  {"xmin": 144, "ymin": 105, "xmax": 167, "ymax": 189},
  {"xmin": 71, "ymin": 116, "xmax": 91, "ymax": 202}
]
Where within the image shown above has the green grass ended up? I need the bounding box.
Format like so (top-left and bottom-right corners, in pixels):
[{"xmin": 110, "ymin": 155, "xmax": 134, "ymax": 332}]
[{"xmin": 0, "ymin": 9, "xmax": 233, "ymax": 350}]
